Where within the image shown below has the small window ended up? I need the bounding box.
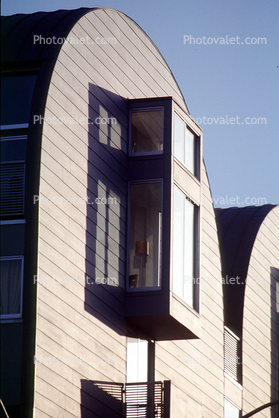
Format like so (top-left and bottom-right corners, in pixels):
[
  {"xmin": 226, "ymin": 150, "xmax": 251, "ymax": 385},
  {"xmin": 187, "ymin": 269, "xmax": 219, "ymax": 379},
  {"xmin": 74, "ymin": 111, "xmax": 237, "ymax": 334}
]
[
  {"xmin": 174, "ymin": 113, "xmax": 198, "ymax": 177},
  {"xmin": 0, "ymin": 162, "xmax": 25, "ymax": 217},
  {"xmin": 0, "ymin": 256, "xmax": 24, "ymax": 319},
  {"xmin": 130, "ymin": 108, "xmax": 163, "ymax": 154},
  {"xmin": 128, "ymin": 182, "xmax": 162, "ymax": 289},
  {"xmin": 224, "ymin": 327, "xmax": 240, "ymax": 381},
  {"xmin": 1, "ymin": 75, "xmax": 37, "ymax": 126},
  {"xmin": 172, "ymin": 186, "xmax": 198, "ymax": 308},
  {"xmin": 224, "ymin": 399, "xmax": 240, "ymax": 418}
]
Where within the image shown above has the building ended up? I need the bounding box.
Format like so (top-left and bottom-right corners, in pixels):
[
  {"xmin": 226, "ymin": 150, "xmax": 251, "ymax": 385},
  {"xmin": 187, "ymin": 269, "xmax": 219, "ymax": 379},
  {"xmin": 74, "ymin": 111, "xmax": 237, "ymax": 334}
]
[{"xmin": 1, "ymin": 7, "xmax": 278, "ymax": 418}]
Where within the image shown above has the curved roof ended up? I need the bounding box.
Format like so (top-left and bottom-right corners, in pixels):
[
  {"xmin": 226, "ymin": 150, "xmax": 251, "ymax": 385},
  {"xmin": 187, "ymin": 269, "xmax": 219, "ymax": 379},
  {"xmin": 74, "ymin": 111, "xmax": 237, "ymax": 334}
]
[
  {"xmin": 1, "ymin": 8, "xmax": 93, "ymax": 63},
  {"xmin": 215, "ymin": 204, "xmax": 276, "ymax": 280},
  {"xmin": 215, "ymin": 204, "xmax": 276, "ymax": 333},
  {"xmin": 1, "ymin": 7, "xmax": 189, "ymax": 114}
]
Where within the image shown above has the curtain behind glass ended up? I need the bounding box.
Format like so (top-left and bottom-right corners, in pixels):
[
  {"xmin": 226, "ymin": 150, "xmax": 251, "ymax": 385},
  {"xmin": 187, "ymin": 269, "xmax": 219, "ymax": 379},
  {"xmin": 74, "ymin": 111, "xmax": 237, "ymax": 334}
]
[{"xmin": 0, "ymin": 258, "xmax": 22, "ymax": 317}]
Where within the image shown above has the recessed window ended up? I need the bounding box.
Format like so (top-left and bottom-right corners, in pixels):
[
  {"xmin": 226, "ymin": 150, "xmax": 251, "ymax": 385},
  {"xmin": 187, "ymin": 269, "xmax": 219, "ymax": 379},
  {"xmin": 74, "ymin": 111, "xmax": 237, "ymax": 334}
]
[
  {"xmin": 173, "ymin": 186, "xmax": 198, "ymax": 307},
  {"xmin": 174, "ymin": 113, "xmax": 198, "ymax": 177},
  {"xmin": 130, "ymin": 108, "xmax": 163, "ymax": 154},
  {"xmin": 224, "ymin": 327, "xmax": 240, "ymax": 382},
  {"xmin": 0, "ymin": 256, "xmax": 24, "ymax": 319},
  {"xmin": 128, "ymin": 182, "xmax": 162, "ymax": 289}
]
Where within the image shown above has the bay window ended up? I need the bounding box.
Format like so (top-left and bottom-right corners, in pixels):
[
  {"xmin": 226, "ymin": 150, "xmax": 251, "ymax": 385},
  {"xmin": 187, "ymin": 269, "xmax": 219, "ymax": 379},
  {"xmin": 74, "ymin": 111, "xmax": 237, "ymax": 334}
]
[
  {"xmin": 128, "ymin": 182, "xmax": 162, "ymax": 289},
  {"xmin": 130, "ymin": 108, "xmax": 163, "ymax": 154}
]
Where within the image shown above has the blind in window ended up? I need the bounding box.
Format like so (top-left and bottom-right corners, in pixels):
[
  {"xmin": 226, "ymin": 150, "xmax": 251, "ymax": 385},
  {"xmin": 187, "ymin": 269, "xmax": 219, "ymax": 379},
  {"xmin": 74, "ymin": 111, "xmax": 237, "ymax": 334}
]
[
  {"xmin": 0, "ymin": 162, "xmax": 25, "ymax": 216},
  {"xmin": 224, "ymin": 327, "xmax": 240, "ymax": 381}
]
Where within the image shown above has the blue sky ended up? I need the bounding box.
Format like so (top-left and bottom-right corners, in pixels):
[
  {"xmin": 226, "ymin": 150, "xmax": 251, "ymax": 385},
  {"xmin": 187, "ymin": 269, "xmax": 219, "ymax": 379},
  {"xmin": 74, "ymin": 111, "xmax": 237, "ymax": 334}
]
[{"xmin": 2, "ymin": 0, "xmax": 278, "ymax": 207}]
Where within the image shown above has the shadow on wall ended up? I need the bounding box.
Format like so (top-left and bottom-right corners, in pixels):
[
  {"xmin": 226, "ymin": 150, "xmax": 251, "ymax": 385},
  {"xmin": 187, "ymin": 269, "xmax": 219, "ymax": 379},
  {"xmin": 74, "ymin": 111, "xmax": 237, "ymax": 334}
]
[
  {"xmin": 84, "ymin": 84, "xmax": 128, "ymax": 336},
  {"xmin": 80, "ymin": 380, "xmax": 124, "ymax": 418},
  {"xmin": 271, "ymin": 267, "xmax": 279, "ymax": 418}
]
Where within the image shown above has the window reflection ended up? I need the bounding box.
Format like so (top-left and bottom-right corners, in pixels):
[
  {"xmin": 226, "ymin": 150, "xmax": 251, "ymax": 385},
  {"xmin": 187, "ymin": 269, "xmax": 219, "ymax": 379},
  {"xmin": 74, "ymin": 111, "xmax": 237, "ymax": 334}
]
[
  {"xmin": 129, "ymin": 182, "xmax": 162, "ymax": 289},
  {"xmin": 130, "ymin": 109, "xmax": 163, "ymax": 154},
  {"xmin": 173, "ymin": 186, "xmax": 195, "ymax": 306}
]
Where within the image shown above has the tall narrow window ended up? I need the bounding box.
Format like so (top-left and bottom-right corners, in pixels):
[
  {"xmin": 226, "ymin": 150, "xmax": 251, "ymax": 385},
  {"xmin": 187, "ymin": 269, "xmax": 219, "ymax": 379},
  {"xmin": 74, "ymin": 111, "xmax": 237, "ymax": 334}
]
[
  {"xmin": 130, "ymin": 108, "xmax": 163, "ymax": 154},
  {"xmin": 127, "ymin": 338, "xmax": 148, "ymax": 383},
  {"xmin": 173, "ymin": 186, "xmax": 197, "ymax": 307},
  {"xmin": 174, "ymin": 113, "xmax": 197, "ymax": 176},
  {"xmin": 0, "ymin": 256, "xmax": 24, "ymax": 319},
  {"xmin": 128, "ymin": 182, "xmax": 162, "ymax": 289}
]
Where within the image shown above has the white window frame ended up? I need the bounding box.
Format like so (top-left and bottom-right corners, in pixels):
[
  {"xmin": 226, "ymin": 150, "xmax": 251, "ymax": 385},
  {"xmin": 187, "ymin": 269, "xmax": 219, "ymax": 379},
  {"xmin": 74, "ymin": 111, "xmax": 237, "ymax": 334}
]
[{"xmin": 173, "ymin": 111, "xmax": 199, "ymax": 178}]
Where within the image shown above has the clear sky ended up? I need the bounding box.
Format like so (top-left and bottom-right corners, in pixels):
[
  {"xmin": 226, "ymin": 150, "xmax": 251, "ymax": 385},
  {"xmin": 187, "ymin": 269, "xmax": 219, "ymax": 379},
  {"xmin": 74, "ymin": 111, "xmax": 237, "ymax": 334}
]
[{"xmin": 2, "ymin": 0, "xmax": 278, "ymax": 207}]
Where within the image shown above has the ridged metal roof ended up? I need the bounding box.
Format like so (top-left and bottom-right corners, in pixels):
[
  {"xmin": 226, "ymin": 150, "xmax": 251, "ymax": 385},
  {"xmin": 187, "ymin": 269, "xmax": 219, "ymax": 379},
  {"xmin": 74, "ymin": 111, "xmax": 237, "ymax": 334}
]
[{"xmin": 1, "ymin": 8, "xmax": 93, "ymax": 63}]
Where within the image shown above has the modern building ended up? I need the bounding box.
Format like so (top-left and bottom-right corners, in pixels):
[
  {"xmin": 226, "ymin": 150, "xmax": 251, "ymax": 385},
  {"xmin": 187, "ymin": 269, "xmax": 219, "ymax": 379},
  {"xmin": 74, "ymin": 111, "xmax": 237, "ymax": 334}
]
[{"xmin": 0, "ymin": 7, "xmax": 278, "ymax": 418}]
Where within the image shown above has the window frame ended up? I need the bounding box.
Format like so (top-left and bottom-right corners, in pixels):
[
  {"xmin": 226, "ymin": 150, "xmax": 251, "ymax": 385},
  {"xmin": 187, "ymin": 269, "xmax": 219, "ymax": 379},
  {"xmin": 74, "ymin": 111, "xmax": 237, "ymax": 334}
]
[
  {"xmin": 0, "ymin": 255, "xmax": 24, "ymax": 320},
  {"xmin": 127, "ymin": 179, "xmax": 163, "ymax": 292},
  {"xmin": 0, "ymin": 134, "xmax": 27, "ymax": 219},
  {"xmin": 129, "ymin": 106, "xmax": 164, "ymax": 156},
  {"xmin": 172, "ymin": 184, "xmax": 200, "ymax": 310},
  {"xmin": 173, "ymin": 111, "xmax": 200, "ymax": 180}
]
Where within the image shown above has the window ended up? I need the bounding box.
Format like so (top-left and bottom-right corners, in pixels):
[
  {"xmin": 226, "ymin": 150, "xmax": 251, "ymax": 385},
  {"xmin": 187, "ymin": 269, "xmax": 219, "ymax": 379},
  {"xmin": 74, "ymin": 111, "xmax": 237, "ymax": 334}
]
[
  {"xmin": 172, "ymin": 185, "xmax": 198, "ymax": 307},
  {"xmin": 224, "ymin": 399, "xmax": 240, "ymax": 418},
  {"xmin": 0, "ymin": 136, "xmax": 26, "ymax": 218},
  {"xmin": 1, "ymin": 75, "xmax": 37, "ymax": 126},
  {"xmin": 174, "ymin": 113, "xmax": 198, "ymax": 177},
  {"xmin": 0, "ymin": 256, "xmax": 24, "ymax": 319},
  {"xmin": 127, "ymin": 338, "xmax": 148, "ymax": 383},
  {"xmin": 130, "ymin": 108, "xmax": 163, "ymax": 154},
  {"xmin": 224, "ymin": 327, "xmax": 240, "ymax": 381},
  {"xmin": 128, "ymin": 182, "xmax": 162, "ymax": 289}
]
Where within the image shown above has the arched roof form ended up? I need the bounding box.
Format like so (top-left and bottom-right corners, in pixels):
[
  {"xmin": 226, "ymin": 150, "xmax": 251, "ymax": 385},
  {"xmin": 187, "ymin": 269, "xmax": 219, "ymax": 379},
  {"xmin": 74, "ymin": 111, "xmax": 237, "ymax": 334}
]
[
  {"xmin": 242, "ymin": 205, "xmax": 279, "ymax": 415},
  {"xmin": 215, "ymin": 204, "xmax": 277, "ymax": 334},
  {"xmin": 1, "ymin": 8, "xmax": 189, "ymax": 114},
  {"xmin": 215, "ymin": 205, "xmax": 276, "ymax": 283},
  {"xmin": 1, "ymin": 9, "xmax": 93, "ymax": 62}
]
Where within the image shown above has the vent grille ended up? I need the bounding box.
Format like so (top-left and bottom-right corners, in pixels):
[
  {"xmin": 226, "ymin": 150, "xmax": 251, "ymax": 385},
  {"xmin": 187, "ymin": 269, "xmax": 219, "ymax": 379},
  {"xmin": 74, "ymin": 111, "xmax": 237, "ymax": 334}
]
[
  {"xmin": 126, "ymin": 381, "xmax": 164, "ymax": 418},
  {"xmin": 0, "ymin": 163, "xmax": 25, "ymax": 217},
  {"xmin": 224, "ymin": 327, "xmax": 240, "ymax": 381}
]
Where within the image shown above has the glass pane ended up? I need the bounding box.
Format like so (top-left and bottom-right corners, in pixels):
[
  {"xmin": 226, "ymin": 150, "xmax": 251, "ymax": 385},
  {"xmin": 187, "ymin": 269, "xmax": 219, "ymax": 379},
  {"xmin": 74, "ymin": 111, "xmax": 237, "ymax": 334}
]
[
  {"xmin": 184, "ymin": 198, "xmax": 194, "ymax": 306},
  {"xmin": 173, "ymin": 187, "xmax": 185, "ymax": 297},
  {"xmin": 174, "ymin": 113, "xmax": 196, "ymax": 175},
  {"xmin": 0, "ymin": 140, "xmax": 27, "ymax": 162},
  {"xmin": 224, "ymin": 399, "xmax": 239, "ymax": 418},
  {"xmin": 127, "ymin": 338, "xmax": 148, "ymax": 382},
  {"xmin": 173, "ymin": 186, "xmax": 195, "ymax": 307},
  {"xmin": 174, "ymin": 113, "xmax": 185, "ymax": 164},
  {"xmin": 185, "ymin": 127, "xmax": 195, "ymax": 175},
  {"xmin": 0, "ymin": 258, "xmax": 22, "ymax": 317},
  {"xmin": 1, "ymin": 75, "xmax": 37, "ymax": 125},
  {"xmin": 131, "ymin": 109, "xmax": 163, "ymax": 153},
  {"xmin": 129, "ymin": 182, "xmax": 162, "ymax": 288}
]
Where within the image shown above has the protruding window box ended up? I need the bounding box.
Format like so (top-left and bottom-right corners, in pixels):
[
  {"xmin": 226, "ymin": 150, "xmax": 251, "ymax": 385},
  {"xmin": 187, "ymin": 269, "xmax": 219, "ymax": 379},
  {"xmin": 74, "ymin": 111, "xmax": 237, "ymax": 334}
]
[{"xmin": 125, "ymin": 97, "xmax": 202, "ymax": 341}]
